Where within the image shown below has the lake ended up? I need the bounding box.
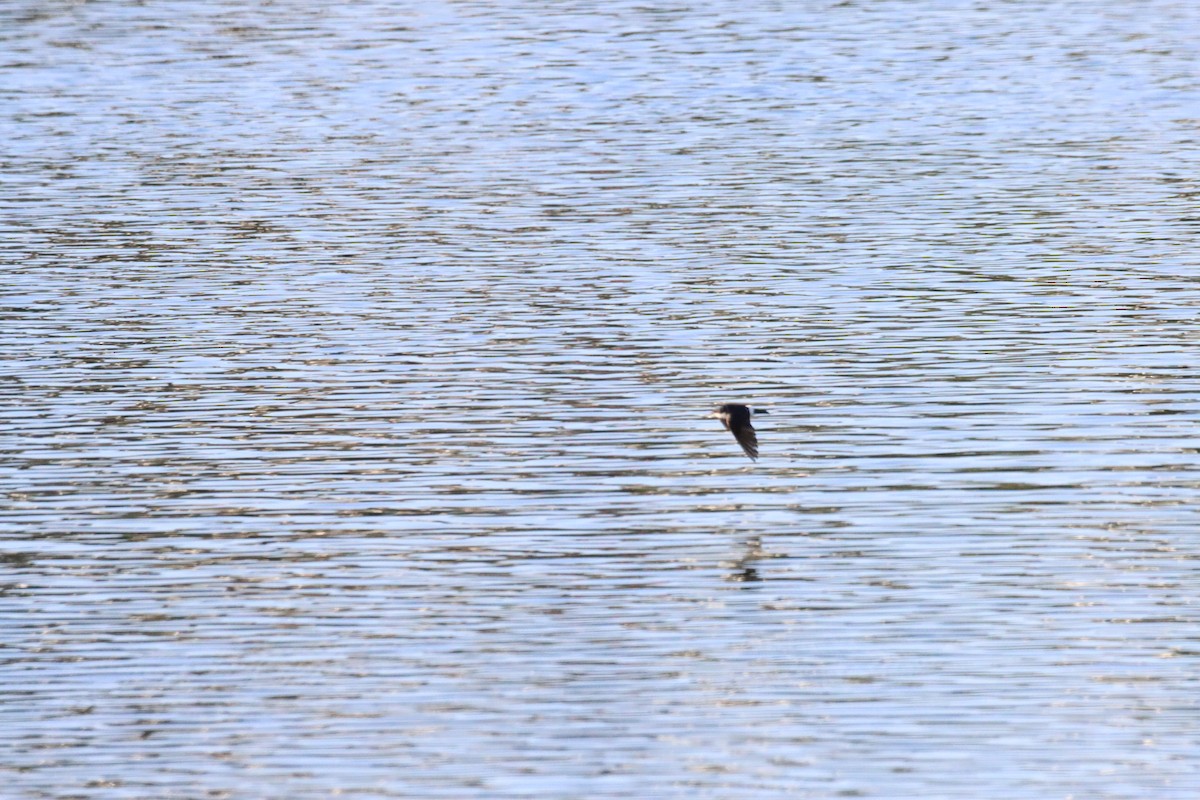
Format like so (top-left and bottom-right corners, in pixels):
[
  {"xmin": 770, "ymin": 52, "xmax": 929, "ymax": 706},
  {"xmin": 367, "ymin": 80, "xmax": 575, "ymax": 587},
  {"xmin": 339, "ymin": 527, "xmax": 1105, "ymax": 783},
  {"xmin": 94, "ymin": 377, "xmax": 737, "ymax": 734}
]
[{"xmin": 4, "ymin": 0, "xmax": 1200, "ymax": 797}]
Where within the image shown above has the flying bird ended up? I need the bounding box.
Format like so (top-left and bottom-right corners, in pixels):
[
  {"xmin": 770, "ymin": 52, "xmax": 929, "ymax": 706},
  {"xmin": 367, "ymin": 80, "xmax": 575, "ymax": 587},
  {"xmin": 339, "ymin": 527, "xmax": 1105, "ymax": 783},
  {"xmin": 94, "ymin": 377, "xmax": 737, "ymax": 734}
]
[{"xmin": 708, "ymin": 403, "xmax": 767, "ymax": 461}]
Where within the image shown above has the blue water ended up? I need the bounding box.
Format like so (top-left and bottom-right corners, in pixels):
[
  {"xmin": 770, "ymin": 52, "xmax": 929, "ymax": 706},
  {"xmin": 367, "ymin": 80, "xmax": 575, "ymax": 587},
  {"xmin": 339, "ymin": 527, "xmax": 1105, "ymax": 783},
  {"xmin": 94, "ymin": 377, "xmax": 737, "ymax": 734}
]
[{"xmin": 4, "ymin": 1, "xmax": 1200, "ymax": 797}]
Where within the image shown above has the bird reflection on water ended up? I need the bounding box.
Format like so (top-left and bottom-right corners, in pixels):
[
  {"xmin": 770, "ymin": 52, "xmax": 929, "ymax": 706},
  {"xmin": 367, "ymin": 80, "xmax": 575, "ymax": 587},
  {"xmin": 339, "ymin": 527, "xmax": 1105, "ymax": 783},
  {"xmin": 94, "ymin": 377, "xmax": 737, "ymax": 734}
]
[{"xmin": 726, "ymin": 536, "xmax": 766, "ymax": 583}]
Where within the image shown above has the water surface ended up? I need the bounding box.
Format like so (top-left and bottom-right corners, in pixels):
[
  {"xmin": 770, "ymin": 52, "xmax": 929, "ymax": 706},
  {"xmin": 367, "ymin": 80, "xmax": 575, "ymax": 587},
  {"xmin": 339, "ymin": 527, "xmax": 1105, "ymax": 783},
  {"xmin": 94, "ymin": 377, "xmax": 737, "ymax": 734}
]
[{"xmin": 4, "ymin": 1, "xmax": 1200, "ymax": 797}]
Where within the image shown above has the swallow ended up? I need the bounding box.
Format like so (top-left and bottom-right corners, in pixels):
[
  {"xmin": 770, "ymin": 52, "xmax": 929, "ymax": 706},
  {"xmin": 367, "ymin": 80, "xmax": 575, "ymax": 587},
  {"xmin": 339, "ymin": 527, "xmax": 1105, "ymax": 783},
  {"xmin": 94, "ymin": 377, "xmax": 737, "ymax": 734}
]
[{"xmin": 707, "ymin": 404, "xmax": 767, "ymax": 461}]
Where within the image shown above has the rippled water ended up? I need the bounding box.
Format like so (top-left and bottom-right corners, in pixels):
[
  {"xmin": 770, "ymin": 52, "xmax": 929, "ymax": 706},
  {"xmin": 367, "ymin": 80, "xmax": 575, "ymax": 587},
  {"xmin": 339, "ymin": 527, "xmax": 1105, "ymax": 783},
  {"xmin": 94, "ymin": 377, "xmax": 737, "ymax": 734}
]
[{"xmin": 5, "ymin": 1, "xmax": 1200, "ymax": 797}]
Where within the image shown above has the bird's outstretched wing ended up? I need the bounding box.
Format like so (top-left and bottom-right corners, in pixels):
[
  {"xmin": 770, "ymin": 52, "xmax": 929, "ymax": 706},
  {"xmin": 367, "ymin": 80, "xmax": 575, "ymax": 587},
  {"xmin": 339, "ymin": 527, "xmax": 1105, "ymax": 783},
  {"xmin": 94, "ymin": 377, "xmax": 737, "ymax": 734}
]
[{"xmin": 730, "ymin": 419, "xmax": 758, "ymax": 461}]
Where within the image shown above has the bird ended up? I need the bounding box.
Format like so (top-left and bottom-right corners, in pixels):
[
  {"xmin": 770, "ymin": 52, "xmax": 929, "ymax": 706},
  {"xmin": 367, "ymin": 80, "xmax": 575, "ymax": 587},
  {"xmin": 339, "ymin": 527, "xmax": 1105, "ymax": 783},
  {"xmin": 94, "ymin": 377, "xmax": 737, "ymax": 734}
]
[{"xmin": 707, "ymin": 404, "xmax": 767, "ymax": 461}]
